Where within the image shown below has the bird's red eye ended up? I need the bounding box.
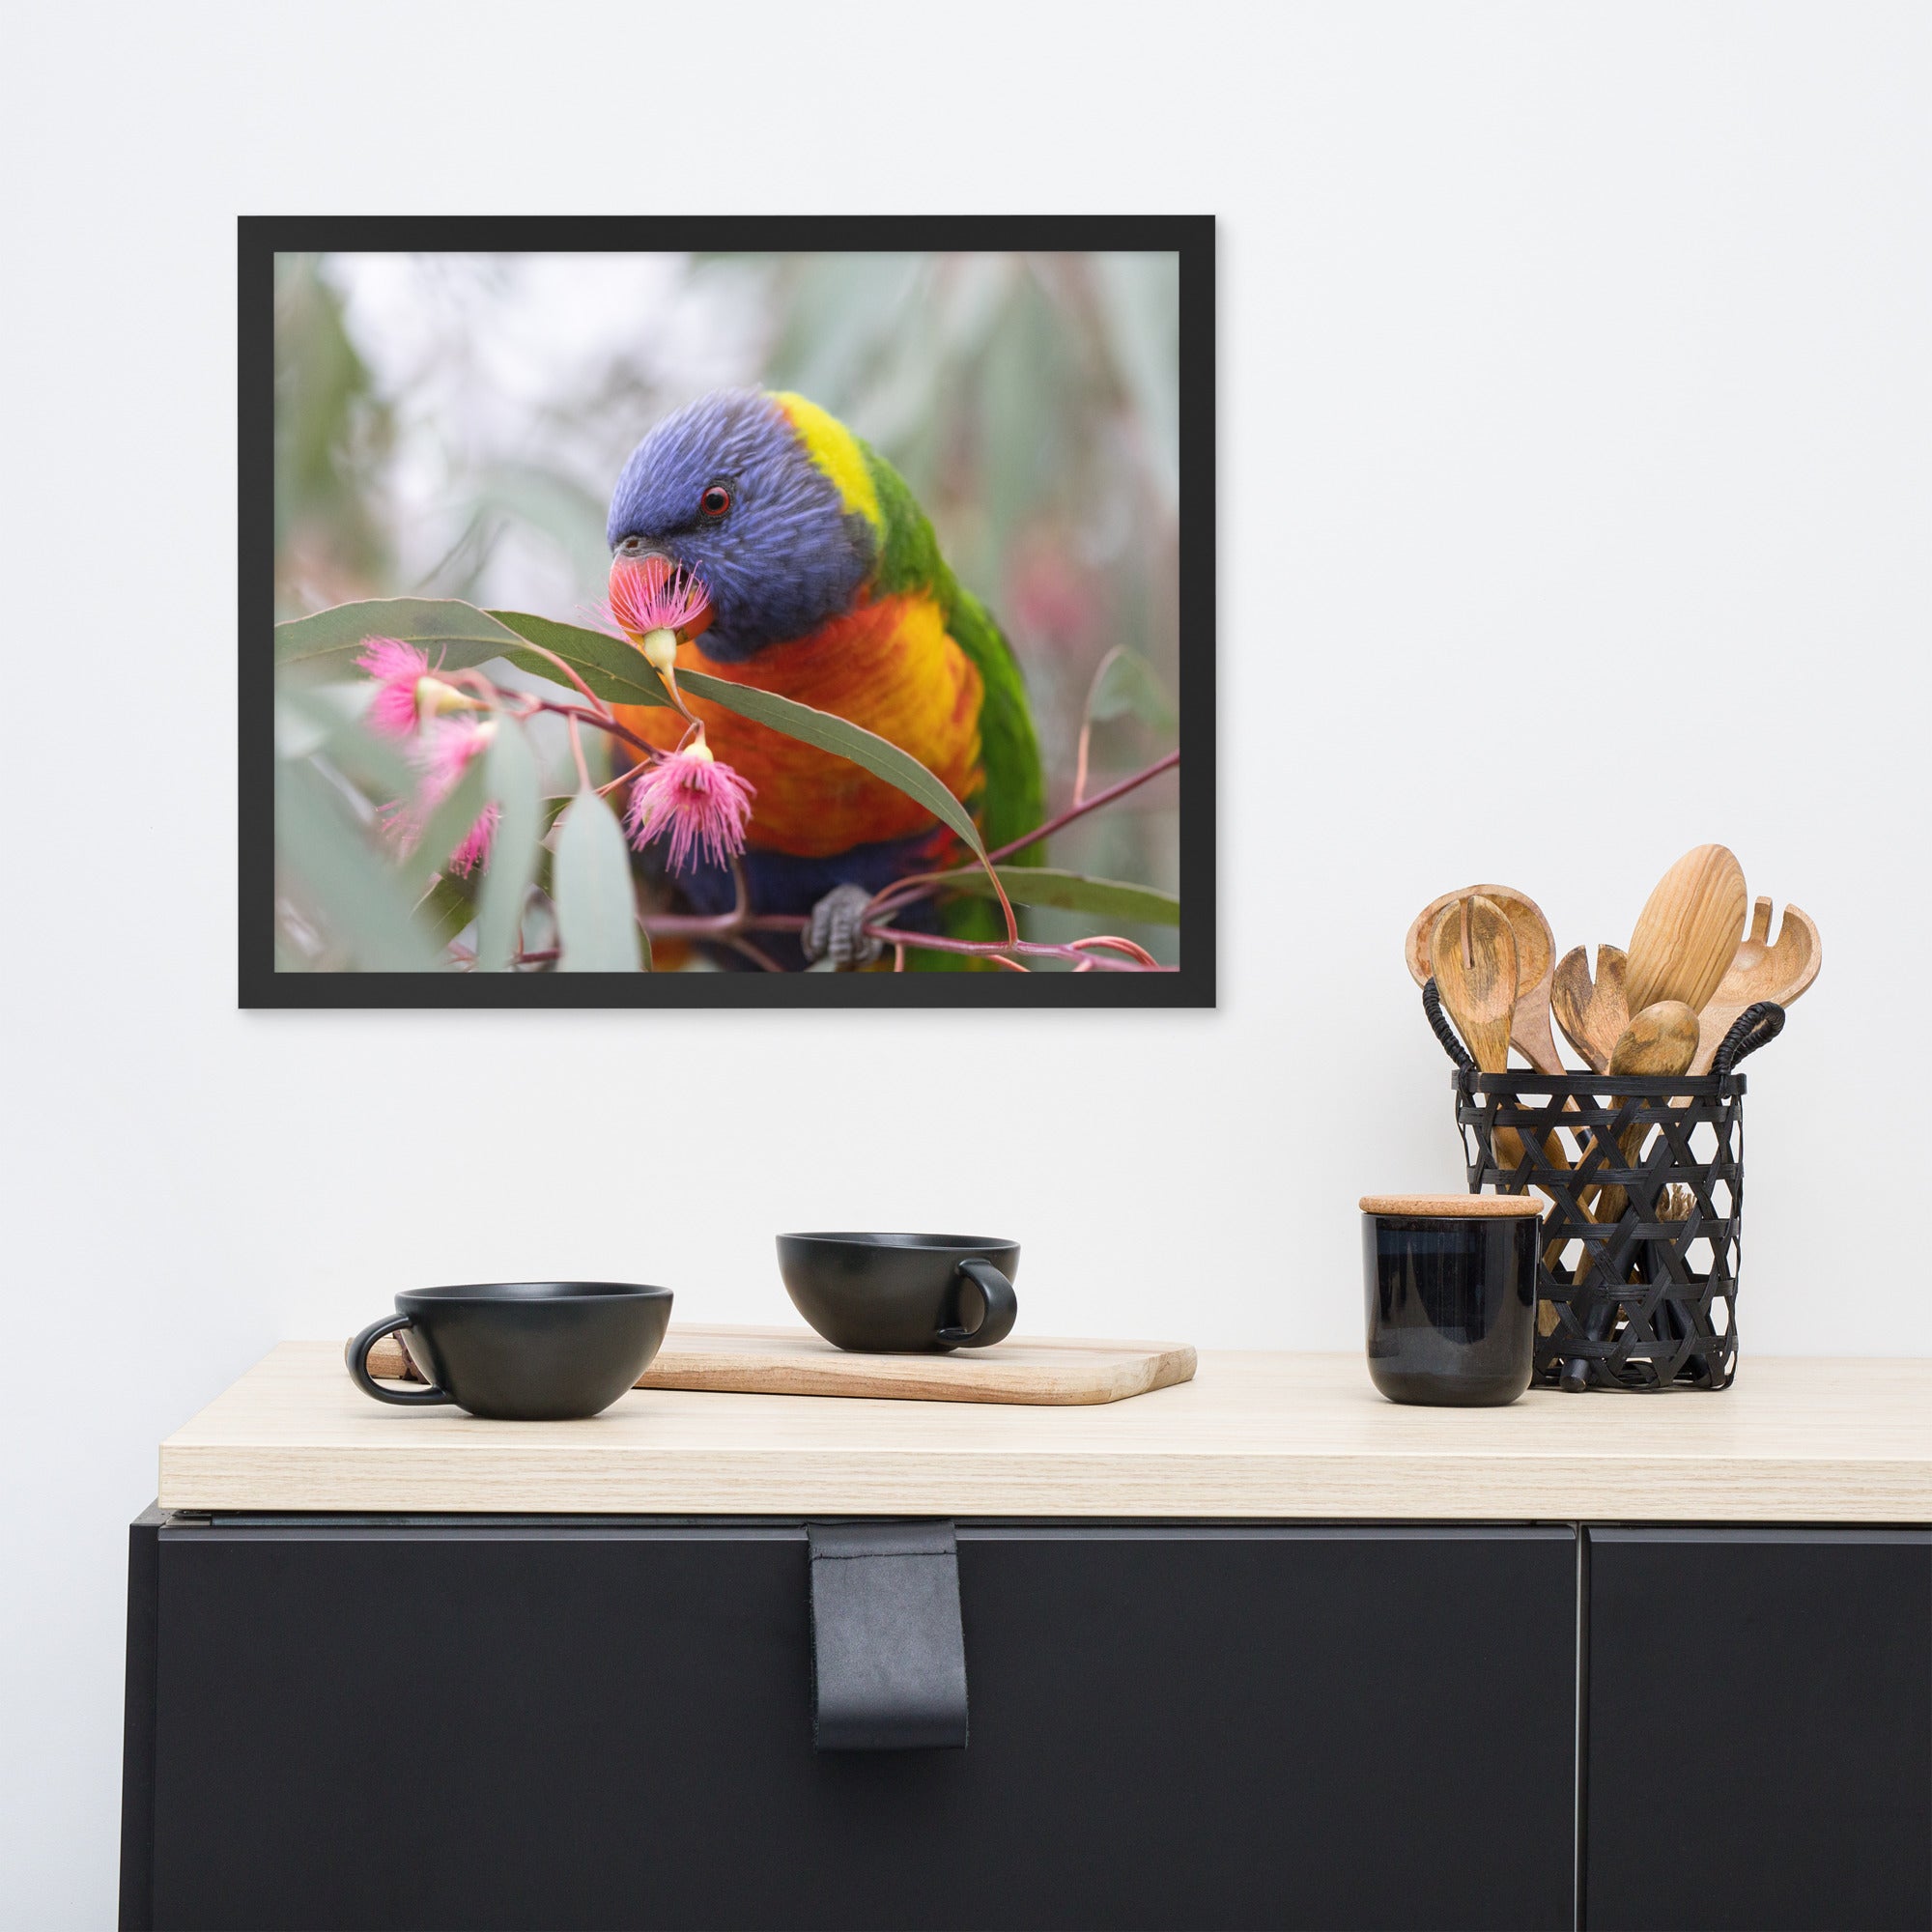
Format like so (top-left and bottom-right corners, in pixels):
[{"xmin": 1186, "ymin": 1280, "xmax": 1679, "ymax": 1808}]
[{"xmin": 699, "ymin": 485, "xmax": 731, "ymax": 519}]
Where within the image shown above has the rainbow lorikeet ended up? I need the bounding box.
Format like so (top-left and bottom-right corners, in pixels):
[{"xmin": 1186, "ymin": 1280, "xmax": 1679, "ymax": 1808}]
[{"xmin": 604, "ymin": 389, "xmax": 1044, "ymax": 966}]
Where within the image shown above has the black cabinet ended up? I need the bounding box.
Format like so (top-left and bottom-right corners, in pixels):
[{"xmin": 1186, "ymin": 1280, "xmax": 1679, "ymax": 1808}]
[
  {"xmin": 121, "ymin": 1518, "xmax": 1577, "ymax": 1932},
  {"xmin": 126, "ymin": 1512, "xmax": 1931, "ymax": 1930},
  {"xmin": 1584, "ymin": 1528, "xmax": 1932, "ymax": 1932}
]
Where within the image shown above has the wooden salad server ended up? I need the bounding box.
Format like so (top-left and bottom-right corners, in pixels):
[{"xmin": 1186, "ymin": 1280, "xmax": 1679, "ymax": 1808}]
[
  {"xmin": 1691, "ymin": 897, "xmax": 1821, "ymax": 1073},
  {"xmin": 1551, "ymin": 944, "xmax": 1630, "ymax": 1076},
  {"xmin": 1407, "ymin": 884, "xmax": 1564, "ymax": 1075},
  {"xmin": 1428, "ymin": 895, "xmax": 1517, "ymax": 1075}
]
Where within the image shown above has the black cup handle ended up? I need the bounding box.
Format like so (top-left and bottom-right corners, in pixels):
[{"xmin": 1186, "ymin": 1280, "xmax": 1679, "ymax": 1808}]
[
  {"xmin": 938, "ymin": 1258, "xmax": 1018, "ymax": 1349},
  {"xmin": 345, "ymin": 1314, "xmax": 453, "ymax": 1406}
]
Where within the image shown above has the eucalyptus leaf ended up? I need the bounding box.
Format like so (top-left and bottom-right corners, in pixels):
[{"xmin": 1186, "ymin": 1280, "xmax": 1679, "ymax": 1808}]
[
  {"xmin": 274, "ymin": 761, "xmax": 443, "ymax": 972},
  {"xmin": 677, "ymin": 669, "xmax": 989, "ymax": 862},
  {"xmin": 923, "ymin": 865, "xmax": 1179, "ymax": 927},
  {"xmin": 469, "ymin": 464, "xmax": 611, "ymax": 589},
  {"xmin": 302, "ymin": 716, "xmax": 417, "ymax": 808},
  {"xmin": 273, "ymin": 596, "xmax": 672, "ymax": 710},
  {"xmin": 415, "ymin": 874, "xmax": 476, "ymax": 950},
  {"xmin": 274, "ymin": 598, "xmax": 529, "ymax": 673},
  {"xmin": 274, "ymin": 680, "xmax": 373, "ymax": 761},
  {"xmin": 473, "ymin": 715, "xmax": 543, "ymax": 972},
  {"xmin": 1086, "ymin": 648, "xmax": 1177, "ymax": 732},
  {"xmin": 486, "ymin": 610, "xmax": 671, "ymax": 708},
  {"xmin": 552, "ymin": 788, "xmax": 644, "ymax": 972},
  {"xmin": 529, "ymin": 794, "xmax": 571, "ymax": 901}
]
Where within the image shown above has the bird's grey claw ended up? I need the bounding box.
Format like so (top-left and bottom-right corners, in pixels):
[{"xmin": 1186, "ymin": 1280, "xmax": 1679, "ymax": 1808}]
[{"xmin": 803, "ymin": 883, "xmax": 884, "ymax": 970}]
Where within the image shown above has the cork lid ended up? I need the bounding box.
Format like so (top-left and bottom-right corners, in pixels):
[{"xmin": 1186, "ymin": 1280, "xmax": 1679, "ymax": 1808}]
[{"xmin": 1359, "ymin": 1193, "xmax": 1544, "ymax": 1218}]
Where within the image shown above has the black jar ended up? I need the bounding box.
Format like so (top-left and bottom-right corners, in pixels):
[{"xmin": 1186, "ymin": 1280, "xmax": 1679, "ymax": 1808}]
[{"xmin": 1361, "ymin": 1195, "xmax": 1544, "ymax": 1406}]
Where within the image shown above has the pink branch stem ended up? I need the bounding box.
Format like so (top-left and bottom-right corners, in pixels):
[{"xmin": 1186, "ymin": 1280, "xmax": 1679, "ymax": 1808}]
[{"xmin": 988, "ymin": 750, "xmax": 1179, "ymax": 863}]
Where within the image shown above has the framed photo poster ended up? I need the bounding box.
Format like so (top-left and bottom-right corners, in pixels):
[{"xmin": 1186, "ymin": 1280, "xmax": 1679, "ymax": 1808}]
[{"xmin": 243, "ymin": 215, "xmax": 1212, "ymax": 1006}]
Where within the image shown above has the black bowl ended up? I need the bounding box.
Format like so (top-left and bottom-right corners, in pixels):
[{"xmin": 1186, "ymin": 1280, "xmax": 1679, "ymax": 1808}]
[
  {"xmin": 777, "ymin": 1233, "xmax": 1020, "ymax": 1353},
  {"xmin": 347, "ymin": 1282, "xmax": 672, "ymax": 1419}
]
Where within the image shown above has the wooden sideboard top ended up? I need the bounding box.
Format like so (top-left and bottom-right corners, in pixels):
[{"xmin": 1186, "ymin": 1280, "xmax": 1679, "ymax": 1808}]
[{"xmin": 156, "ymin": 1342, "xmax": 1932, "ymax": 1521}]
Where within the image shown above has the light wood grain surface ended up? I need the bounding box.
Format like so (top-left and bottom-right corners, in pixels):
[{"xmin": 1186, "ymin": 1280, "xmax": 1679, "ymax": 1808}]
[
  {"xmin": 1358, "ymin": 1195, "xmax": 1544, "ymax": 1217},
  {"xmin": 366, "ymin": 1323, "xmax": 1196, "ymax": 1407},
  {"xmin": 157, "ymin": 1345, "xmax": 1932, "ymax": 1522}
]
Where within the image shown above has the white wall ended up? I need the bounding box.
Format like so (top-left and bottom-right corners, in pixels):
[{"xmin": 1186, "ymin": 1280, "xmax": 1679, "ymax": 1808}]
[{"xmin": 5, "ymin": 3, "xmax": 1927, "ymax": 1920}]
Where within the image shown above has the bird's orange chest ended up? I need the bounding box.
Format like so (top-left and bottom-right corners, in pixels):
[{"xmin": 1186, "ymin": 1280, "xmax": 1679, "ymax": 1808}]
[{"xmin": 616, "ymin": 592, "xmax": 984, "ymax": 860}]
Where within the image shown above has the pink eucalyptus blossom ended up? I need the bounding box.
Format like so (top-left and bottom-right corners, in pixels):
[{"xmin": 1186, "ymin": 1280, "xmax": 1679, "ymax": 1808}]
[
  {"xmin": 608, "ymin": 554, "xmax": 711, "ymax": 641},
  {"xmin": 624, "ymin": 744, "xmax": 755, "ymax": 874},
  {"xmin": 444, "ymin": 803, "xmax": 500, "ymax": 877},
  {"xmin": 355, "ymin": 637, "xmax": 434, "ymax": 737},
  {"xmin": 422, "ymin": 718, "xmax": 493, "ymax": 790},
  {"xmin": 381, "ymin": 719, "xmax": 499, "ymax": 876}
]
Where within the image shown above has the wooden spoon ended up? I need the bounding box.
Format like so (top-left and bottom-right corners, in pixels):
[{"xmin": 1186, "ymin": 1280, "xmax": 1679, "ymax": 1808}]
[
  {"xmin": 1590, "ymin": 999, "xmax": 1703, "ymax": 1221},
  {"xmin": 1551, "ymin": 944, "xmax": 1630, "ymax": 1076},
  {"xmin": 1625, "ymin": 845, "xmax": 1748, "ymax": 1017},
  {"xmin": 1406, "ymin": 884, "xmax": 1563, "ymax": 1074},
  {"xmin": 1610, "ymin": 1001, "xmax": 1701, "ymax": 1077},
  {"xmin": 1691, "ymin": 897, "xmax": 1821, "ymax": 1073},
  {"xmin": 1562, "ymin": 1000, "xmax": 1702, "ymax": 1389},
  {"xmin": 1428, "ymin": 896, "xmax": 1516, "ymax": 1073}
]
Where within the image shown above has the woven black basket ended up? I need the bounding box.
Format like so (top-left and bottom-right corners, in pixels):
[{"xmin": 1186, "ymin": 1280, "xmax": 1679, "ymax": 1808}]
[{"xmin": 1424, "ymin": 988, "xmax": 1785, "ymax": 1391}]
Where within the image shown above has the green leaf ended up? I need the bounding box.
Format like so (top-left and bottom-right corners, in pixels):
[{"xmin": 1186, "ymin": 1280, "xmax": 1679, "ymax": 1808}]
[
  {"xmin": 274, "ymin": 598, "xmax": 530, "ymax": 673},
  {"xmin": 473, "ymin": 715, "xmax": 543, "ymax": 972},
  {"xmin": 273, "ymin": 690, "xmax": 418, "ymax": 809},
  {"xmin": 678, "ymin": 669, "xmax": 989, "ymax": 861},
  {"xmin": 416, "ymin": 874, "xmax": 476, "ymax": 950},
  {"xmin": 274, "ymin": 760, "xmax": 444, "ymax": 971},
  {"xmin": 924, "ymin": 865, "xmax": 1179, "ymax": 926},
  {"xmin": 273, "ymin": 596, "xmax": 672, "ymax": 710},
  {"xmin": 468, "ymin": 464, "xmax": 611, "ymax": 590},
  {"xmin": 529, "ymin": 794, "xmax": 572, "ymax": 902},
  {"xmin": 1086, "ymin": 648, "xmax": 1177, "ymax": 732},
  {"xmin": 486, "ymin": 610, "xmax": 671, "ymax": 709},
  {"xmin": 551, "ymin": 788, "xmax": 645, "ymax": 972}
]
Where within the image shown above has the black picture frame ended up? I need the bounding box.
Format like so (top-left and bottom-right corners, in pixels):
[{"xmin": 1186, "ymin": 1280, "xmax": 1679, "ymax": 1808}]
[{"xmin": 241, "ymin": 214, "xmax": 1214, "ymax": 1008}]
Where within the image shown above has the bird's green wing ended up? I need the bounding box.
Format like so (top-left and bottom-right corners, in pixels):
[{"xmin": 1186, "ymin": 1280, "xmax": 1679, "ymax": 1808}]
[{"xmin": 859, "ymin": 440, "xmax": 1045, "ymax": 863}]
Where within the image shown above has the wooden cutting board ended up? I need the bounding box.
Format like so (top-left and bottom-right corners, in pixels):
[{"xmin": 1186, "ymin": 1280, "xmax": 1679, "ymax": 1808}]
[{"xmin": 363, "ymin": 1322, "xmax": 1196, "ymax": 1407}]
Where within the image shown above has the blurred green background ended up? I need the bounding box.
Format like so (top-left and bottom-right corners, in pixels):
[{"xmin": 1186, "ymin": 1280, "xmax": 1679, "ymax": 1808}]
[{"xmin": 274, "ymin": 250, "xmax": 1181, "ymax": 944}]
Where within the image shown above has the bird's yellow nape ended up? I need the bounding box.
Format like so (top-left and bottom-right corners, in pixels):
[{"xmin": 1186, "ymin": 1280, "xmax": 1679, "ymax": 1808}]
[{"xmin": 769, "ymin": 391, "xmax": 883, "ymax": 533}]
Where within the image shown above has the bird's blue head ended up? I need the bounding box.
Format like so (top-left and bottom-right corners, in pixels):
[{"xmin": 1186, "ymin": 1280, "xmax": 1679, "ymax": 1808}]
[{"xmin": 605, "ymin": 389, "xmax": 878, "ymax": 662}]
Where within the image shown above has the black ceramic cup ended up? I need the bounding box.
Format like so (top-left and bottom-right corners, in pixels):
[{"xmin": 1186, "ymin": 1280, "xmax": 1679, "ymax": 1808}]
[
  {"xmin": 1360, "ymin": 1196, "xmax": 1542, "ymax": 1406},
  {"xmin": 345, "ymin": 1282, "xmax": 673, "ymax": 1420},
  {"xmin": 777, "ymin": 1234, "xmax": 1019, "ymax": 1353}
]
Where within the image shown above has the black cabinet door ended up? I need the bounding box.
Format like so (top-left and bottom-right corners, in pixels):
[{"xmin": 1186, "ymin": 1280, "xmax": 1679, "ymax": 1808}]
[
  {"xmin": 1585, "ymin": 1528, "xmax": 1932, "ymax": 1932},
  {"xmin": 130, "ymin": 1519, "xmax": 1577, "ymax": 1932}
]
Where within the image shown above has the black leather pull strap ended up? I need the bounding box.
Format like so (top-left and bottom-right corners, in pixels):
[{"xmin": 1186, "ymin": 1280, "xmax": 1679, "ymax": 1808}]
[{"xmin": 807, "ymin": 1520, "xmax": 968, "ymax": 1751}]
